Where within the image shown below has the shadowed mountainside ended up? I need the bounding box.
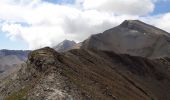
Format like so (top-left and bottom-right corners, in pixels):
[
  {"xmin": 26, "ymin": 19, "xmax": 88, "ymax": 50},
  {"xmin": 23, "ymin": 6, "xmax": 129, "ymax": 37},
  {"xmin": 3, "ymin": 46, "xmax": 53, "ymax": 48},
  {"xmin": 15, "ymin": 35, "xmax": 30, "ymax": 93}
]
[{"xmin": 82, "ymin": 20, "xmax": 170, "ymax": 58}]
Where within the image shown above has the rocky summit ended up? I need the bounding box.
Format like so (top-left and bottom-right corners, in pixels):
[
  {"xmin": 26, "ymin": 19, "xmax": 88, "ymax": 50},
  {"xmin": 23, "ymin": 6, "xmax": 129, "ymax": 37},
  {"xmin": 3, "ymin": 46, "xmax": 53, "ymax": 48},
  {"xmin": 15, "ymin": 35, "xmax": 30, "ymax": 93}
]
[
  {"xmin": 1, "ymin": 20, "xmax": 170, "ymax": 100},
  {"xmin": 82, "ymin": 20, "xmax": 170, "ymax": 58}
]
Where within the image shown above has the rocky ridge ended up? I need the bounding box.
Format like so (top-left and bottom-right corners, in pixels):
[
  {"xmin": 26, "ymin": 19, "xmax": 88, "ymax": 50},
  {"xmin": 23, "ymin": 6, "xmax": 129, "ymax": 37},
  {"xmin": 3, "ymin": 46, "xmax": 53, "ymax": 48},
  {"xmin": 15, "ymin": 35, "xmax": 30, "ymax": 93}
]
[{"xmin": 1, "ymin": 47, "xmax": 170, "ymax": 100}]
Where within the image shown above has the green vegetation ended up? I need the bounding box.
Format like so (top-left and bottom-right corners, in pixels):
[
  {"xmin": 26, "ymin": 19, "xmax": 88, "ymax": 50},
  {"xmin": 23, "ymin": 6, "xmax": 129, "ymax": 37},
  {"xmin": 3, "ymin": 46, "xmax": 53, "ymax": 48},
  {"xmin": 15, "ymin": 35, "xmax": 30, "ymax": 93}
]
[{"xmin": 5, "ymin": 87, "xmax": 29, "ymax": 100}]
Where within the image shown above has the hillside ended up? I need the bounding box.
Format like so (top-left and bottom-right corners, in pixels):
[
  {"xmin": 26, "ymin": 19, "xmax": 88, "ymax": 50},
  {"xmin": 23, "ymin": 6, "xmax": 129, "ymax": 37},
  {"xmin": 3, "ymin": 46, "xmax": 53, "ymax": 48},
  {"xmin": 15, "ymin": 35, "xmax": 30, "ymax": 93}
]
[{"xmin": 1, "ymin": 47, "xmax": 170, "ymax": 100}]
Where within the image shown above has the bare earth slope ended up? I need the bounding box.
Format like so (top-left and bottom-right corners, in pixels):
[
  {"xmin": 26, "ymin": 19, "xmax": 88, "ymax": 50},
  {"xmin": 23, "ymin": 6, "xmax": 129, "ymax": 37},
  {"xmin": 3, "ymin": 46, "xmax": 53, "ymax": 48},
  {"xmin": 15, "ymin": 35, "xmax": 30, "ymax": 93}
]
[
  {"xmin": 82, "ymin": 20, "xmax": 170, "ymax": 58},
  {"xmin": 1, "ymin": 47, "xmax": 170, "ymax": 100}
]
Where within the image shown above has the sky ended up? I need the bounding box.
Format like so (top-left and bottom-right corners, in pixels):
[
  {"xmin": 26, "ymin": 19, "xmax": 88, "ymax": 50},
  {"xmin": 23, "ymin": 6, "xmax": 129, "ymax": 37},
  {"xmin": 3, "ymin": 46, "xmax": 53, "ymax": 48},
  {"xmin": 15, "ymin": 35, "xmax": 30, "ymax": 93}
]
[{"xmin": 0, "ymin": 0, "xmax": 170, "ymax": 50}]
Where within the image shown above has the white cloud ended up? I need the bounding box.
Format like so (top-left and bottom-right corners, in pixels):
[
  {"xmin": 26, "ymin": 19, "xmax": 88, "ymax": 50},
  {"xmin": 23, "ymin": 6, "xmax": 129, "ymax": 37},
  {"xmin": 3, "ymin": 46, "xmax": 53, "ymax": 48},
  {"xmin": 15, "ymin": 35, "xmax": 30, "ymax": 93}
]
[
  {"xmin": 0, "ymin": 0, "xmax": 170, "ymax": 49},
  {"xmin": 147, "ymin": 13, "xmax": 170, "ymax": 32},
  {"xmin": 80, "ymin": 0, "xmax": 155, "ymax": 15},
  {"xmin": 0, "ymin": 0, "xmax": 139, "ymax": 49}
]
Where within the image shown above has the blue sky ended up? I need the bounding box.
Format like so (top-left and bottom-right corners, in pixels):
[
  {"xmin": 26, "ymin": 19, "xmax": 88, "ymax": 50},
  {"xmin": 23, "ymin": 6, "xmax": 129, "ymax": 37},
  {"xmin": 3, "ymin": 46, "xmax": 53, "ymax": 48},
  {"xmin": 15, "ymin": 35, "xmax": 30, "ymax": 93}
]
[
  {"xmin": 152, "ymin": 0, "xmax": 170, "ymax": 14},
  {"xmin": 43, "ymin": 0, "xmax": 170, "ymax": 14},
  {"xmin": 0, "ymin": 32, "xmax": 27, "ymax": 50},
  {"xmin": 0, "ymin": 0, "xmax": 170, "ymax": 50}
]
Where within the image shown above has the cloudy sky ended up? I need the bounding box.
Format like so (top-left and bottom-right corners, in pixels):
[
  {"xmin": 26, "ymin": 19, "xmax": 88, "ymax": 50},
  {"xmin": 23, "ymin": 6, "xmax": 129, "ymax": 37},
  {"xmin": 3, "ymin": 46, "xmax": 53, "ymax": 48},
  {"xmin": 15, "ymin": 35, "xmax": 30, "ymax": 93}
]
[{"xmin": 0, "ymin": 0, "xmax": 170, "ymax": 50}]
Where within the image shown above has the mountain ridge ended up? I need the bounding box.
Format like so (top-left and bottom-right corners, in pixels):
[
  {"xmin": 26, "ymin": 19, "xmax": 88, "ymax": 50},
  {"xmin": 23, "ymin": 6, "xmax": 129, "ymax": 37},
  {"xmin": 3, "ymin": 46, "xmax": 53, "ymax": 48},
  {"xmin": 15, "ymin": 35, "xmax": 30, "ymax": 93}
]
[{"xmin": 1, "ymin": 47, "xmax": 170, "ymax": 100}]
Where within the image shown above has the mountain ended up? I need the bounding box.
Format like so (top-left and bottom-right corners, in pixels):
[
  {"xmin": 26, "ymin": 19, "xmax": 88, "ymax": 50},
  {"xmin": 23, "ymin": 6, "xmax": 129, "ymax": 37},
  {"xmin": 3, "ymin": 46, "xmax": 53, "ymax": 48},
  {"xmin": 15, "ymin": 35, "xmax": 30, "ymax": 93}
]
[
  {"xmin": 1, "ymin": 47, "xmax": 170, "ymax": 100},
  {"xmin": 82, "ymin": 20, "xmax": 170, "ymax": 58},
  {"xmin": 53, "ymin": 40, "xmax": 77, "ymax": 52},
  {"xmin": 0, "ymin": 49, "xmax": 30, "ymax": 60},
  {"xmin": 0, "ymin": 50, "xmax": 30, "ymax": 79},
  {"xmin": 1, "ymin": 20, "xmax": 170, "ymax": 100}
]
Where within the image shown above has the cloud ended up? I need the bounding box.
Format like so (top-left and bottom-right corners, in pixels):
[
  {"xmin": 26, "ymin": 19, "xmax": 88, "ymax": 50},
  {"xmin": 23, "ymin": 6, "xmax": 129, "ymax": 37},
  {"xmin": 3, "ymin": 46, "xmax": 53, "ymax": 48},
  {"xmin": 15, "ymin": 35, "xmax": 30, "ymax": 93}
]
[
  {"xmin": 80, "ymin": 0, "xmax": 155, "ymax": 15},
  {"xmin": 0, "ymin": 0, "xmax": 139, "ymax": 49},
  {"xmin": 0, "ymin": 0, "xmax": 170, "ymax": 49},
  {"xmin": 147, "ymin": 13, "xmax": 170, "ymax": 32}
]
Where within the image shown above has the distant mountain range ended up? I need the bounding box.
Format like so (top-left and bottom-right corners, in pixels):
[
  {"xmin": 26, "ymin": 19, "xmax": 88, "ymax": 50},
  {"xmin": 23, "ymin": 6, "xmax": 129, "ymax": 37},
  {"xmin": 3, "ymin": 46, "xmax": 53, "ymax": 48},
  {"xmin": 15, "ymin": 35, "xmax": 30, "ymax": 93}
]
[
  {"xmin": 0, "ymin": 49, "xmax": 30, "ymax": 60},
  {"xmin": 1, "ymin": 20, "xmax": 170, "ymax": 100},
  {"xmin": 0, "ymin": 50, "xmax": 30, "ymax": 79}
]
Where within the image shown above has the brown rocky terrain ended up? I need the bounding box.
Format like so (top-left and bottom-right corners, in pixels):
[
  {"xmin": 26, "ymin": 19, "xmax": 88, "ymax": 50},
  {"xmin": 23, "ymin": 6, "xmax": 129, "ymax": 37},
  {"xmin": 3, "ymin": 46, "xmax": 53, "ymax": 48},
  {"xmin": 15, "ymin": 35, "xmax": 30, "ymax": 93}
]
[{"xmin": 1, "ymin": 47, "xmax": 170, "ymax": 100}]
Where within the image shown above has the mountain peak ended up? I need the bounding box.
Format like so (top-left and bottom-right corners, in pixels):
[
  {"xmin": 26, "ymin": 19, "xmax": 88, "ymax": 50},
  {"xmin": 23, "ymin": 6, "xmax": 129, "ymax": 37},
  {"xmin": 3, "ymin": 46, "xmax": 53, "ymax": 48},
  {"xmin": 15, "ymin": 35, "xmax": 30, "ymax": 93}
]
[
  {"xmin": 60, "ymin": 39, "xmax": 76, "ymax": 45},
  {"xmin": 120, "ymin": 20, "xmax": 148, "ymax": 28},
  {"xmin": 53, "ymin": 40, "xmax": 76, "ymax": 52},
  {"xmin": 122, "ymin": 20, "xmax": 142, "ymax": 24},
  {"xmin": 63, "ymin": 39, "xmax": 75, "ymax": 42},
  {"xmin": 82, "ymin": 20, "xmax": 170, "ymax": 58}
]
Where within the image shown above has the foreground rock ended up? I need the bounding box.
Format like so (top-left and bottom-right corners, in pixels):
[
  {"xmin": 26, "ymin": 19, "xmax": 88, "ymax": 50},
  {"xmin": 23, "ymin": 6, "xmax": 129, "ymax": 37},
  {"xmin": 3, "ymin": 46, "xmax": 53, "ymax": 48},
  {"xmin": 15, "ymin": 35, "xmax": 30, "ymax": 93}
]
[{"xmin": 1, "ymin": 47, "xmax": 170, "ymax": 100}]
